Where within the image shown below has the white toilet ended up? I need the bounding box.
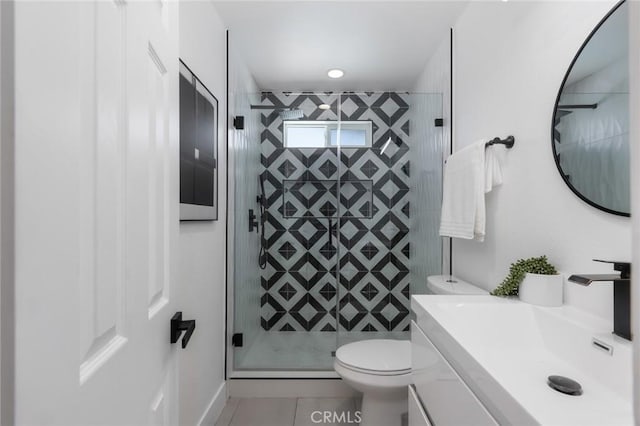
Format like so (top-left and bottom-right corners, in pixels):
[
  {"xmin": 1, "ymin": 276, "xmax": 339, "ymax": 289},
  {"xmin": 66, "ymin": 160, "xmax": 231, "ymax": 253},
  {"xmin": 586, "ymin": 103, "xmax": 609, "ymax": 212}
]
[
  {"xmin": 334, "ymin": 276, "xmax": 487, "ymax": 426},
  {"xmin": 334, "ymin": 339, "xmax": 411, "ymax": 426}
]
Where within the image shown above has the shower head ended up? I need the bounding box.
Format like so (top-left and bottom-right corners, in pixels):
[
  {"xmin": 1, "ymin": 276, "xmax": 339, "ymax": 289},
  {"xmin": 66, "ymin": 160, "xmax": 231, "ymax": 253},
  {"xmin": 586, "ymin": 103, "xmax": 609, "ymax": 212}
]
[
  {"xmin": 278, "ymin": 109, "xmax": 304, "ymax": 120},
  {"xmin": 250, "ymin": 105, "xmax": 305, "ymax": 120}
]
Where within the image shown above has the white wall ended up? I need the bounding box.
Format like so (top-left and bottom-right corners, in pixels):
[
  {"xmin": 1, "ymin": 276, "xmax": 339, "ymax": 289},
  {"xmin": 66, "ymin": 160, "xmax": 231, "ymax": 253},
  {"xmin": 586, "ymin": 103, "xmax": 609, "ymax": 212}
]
[
  {"xmin": 177, "ymin": 2, "xmax": 228, "ymax": 424},
  {"xmin": 451, "ymin": 1, "xmax": 630, "ymax": 321},
  {"xmin": 0, "ymin": 2, "xmax": 12, "ymax": 424},
  {"xmin": 0, "ymin": 5, "xmax": 3, "ymax": 421}
]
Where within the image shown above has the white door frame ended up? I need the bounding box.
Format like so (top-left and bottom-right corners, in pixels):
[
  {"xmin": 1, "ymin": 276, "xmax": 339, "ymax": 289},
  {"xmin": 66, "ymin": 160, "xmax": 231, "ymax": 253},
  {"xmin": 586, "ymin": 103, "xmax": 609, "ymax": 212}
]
[
  {"xmin": 629, "ymin": 0, "xmax": 640, "ymax": 420},
  {"xmin": 0, "ymin": 1, "xmax": 15, "ymax": 424}
]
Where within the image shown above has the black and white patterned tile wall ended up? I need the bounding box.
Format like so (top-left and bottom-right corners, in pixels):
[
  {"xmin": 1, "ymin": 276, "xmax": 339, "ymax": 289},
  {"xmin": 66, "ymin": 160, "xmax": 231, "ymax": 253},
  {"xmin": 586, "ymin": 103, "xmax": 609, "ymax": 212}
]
[{"xmin": 259, "ymin": 92, "xmax": 412, "ymax": 333}]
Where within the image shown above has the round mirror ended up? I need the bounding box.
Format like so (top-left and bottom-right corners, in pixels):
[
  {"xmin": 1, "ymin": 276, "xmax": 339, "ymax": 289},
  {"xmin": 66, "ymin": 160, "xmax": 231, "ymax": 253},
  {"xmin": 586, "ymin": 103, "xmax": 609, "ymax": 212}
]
[{"xmin": 552, "ymin": 1, "xmax": 629, "ymax": 217}]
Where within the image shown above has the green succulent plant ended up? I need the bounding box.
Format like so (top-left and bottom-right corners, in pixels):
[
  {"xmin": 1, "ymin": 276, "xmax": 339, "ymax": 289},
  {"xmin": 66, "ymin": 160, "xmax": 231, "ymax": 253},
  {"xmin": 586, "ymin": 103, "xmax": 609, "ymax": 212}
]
[{"xmin": 490, "ymin": 255, "xmax": 558, "ymax": 297}]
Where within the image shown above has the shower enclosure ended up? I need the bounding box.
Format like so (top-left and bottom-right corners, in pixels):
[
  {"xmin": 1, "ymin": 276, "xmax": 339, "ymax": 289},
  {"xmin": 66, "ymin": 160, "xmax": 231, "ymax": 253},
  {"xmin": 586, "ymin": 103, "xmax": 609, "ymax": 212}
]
[{"xmin": 228, "ymin": 91, "xmax": 444, "ymax": 375}]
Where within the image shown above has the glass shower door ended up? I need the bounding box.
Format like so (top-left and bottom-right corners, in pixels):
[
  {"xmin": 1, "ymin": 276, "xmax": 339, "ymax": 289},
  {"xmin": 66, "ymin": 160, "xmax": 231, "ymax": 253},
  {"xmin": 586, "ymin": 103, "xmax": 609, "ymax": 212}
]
[
  {"xmin": 335, "ymin": 92, "xmax": 444, "ymax": 349},
  {"xmin": 229, "ymin": 91, "xmax": 444, "ymax": 373},
  {"xmin": 232, "ymin": 92, "xmax": 342, "ymax": 371}
]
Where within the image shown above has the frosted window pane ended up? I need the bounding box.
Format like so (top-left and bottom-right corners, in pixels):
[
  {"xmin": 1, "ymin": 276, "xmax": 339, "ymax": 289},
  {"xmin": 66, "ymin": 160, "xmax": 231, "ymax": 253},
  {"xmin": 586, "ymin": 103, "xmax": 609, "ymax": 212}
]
[
  {"xmin": 329, "ymin": 129, "xmax": 367, "ymax": 146},
  {"xmin": 286, "ymin": 127, "xmax": 326, "ymax": 148}
]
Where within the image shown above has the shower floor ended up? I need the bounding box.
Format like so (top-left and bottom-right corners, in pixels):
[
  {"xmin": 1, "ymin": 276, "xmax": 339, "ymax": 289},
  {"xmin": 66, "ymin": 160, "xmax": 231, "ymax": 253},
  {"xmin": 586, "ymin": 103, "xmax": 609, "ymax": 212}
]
[{"xmin": 235, "ymin": 330, "xmax": 409, "ymax": 371}]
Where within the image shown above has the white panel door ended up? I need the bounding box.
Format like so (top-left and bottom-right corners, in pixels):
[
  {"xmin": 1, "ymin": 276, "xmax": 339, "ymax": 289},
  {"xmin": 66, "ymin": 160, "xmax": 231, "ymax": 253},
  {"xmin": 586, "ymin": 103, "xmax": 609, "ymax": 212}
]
[{"xmin": 14, "ymin": 1, "xmax": 181, "ymax": 424}]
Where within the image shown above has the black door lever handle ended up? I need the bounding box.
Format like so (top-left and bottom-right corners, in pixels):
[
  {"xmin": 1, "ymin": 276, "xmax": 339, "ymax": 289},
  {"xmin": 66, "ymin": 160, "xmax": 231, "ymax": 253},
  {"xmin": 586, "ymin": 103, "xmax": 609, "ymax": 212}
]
[{"xmin": 171, "ymin": 312, "xmax": 196, "ymax": 349}]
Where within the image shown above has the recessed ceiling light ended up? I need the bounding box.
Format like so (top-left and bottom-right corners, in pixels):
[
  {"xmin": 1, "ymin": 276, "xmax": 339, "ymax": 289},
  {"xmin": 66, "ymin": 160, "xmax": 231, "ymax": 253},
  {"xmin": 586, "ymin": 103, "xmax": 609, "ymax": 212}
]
[
  {"xmin": 327, "ymin": 69, "xmax": 344, "ymax": 79},
  {"xmin": 319, "ymin": 104, "xmax": 331, "ymax": 110}
]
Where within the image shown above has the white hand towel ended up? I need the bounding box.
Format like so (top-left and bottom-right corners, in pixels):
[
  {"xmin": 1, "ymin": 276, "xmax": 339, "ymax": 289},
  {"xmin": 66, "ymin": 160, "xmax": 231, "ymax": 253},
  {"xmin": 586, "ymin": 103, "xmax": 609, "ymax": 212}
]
[
  {"xmin": 439, "ymin": 140, "xmax": 486, "ymax": 241},
  {"xmin": 484, "ymin": 145, "xmax": 503, "ymax": 193}
]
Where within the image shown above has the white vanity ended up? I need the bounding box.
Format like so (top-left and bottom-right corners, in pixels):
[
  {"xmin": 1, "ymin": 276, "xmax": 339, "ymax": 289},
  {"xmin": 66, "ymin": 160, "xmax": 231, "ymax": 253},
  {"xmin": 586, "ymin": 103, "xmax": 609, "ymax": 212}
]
[{"xmin": 409, "ymin": 295, "xmax": 633, "ymax": 425}]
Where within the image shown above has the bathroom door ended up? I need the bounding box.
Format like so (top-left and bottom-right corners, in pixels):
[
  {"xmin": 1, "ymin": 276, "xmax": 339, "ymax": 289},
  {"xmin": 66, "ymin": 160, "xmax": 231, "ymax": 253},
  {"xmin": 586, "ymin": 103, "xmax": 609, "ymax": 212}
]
[{"xmin": 13, "ymin": 1, "xmax": 181, "ymax": 424}]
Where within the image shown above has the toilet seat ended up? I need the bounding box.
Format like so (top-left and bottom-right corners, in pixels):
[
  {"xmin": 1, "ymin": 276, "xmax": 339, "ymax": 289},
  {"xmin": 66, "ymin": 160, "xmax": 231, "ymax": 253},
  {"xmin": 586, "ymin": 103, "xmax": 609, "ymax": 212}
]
[
  {"xmin": 335, "ymin": 358, "xmax": 411, "ymax": 376},
  {"xmin": 335, "ymin": 339, "xmax": 411, "ymax": 376}
]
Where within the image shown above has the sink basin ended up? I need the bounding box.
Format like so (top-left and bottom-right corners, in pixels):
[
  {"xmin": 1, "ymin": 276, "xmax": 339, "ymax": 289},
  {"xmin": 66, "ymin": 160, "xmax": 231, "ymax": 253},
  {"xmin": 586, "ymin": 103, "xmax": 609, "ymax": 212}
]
[{"xmin": 412, "ymin": 295, "xmax": 633, "ymax": 425}]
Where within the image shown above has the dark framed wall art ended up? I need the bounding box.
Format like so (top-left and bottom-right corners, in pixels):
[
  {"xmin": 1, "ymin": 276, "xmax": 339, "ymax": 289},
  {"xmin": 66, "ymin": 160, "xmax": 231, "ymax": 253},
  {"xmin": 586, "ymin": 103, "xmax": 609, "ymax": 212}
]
[{"xmin": 179, "ymin": 60, "xmax": 219, "ymax": 221}]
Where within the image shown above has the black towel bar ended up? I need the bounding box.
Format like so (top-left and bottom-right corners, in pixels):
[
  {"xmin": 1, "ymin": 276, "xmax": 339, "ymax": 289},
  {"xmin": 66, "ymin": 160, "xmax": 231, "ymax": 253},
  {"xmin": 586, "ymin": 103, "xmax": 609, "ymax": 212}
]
[{"xmin": 485, "ymin": 136, "xmax": 515, "ymax": 149}]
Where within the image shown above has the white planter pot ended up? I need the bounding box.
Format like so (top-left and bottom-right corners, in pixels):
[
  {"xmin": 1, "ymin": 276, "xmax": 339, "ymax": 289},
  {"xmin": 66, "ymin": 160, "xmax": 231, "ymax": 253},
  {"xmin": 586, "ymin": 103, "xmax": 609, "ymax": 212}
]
[{"xmin": 518, "ymin": 273, "xmax": 563, "ymax": 307}]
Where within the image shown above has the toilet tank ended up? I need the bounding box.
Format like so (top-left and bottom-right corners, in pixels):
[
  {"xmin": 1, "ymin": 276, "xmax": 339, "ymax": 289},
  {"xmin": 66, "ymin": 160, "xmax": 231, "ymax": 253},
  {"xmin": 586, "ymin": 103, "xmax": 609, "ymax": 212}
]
[{"xmin": 426, "ymin": 275, "xmax": 488, "ymax": 295}]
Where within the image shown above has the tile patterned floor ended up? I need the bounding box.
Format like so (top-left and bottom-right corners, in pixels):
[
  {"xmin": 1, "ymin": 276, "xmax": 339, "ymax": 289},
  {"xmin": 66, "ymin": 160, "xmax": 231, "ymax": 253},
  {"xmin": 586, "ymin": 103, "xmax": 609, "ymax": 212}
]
[{"xmin": 215, "ymin": 397, "xmax": 361, "ymax": 426}]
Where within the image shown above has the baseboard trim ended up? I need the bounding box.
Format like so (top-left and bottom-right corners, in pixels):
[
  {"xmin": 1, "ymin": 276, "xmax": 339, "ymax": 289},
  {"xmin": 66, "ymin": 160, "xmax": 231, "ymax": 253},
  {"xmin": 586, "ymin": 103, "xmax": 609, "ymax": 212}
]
[
  {"xmin": 230, "ymin": 370, "xmax": 339, "ymax": 379},
  {"xmin": 197, "ymin": 381, "xmax": 227, "ymax": 426},
  {"xmin": 228, "ymin": 379, "xmax": 358, "ymax": 398}
]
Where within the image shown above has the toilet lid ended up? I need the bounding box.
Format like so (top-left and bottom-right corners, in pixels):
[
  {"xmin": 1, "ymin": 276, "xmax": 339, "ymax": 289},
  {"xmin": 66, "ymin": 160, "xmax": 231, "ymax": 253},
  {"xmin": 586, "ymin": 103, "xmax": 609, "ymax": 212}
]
[
  {"xmin": 335, "ymin": 339, "xmax": 411, "ymax": 373},
  {"xmin": 427, "ymin": 276, "xmax": 488, "ymax": 295}
]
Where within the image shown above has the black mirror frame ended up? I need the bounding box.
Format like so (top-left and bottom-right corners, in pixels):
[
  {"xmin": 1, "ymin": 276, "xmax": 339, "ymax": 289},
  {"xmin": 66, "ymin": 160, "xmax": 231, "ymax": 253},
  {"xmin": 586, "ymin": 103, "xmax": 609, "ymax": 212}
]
[{"xmin": 551, "ymin": 0, "xmax": 630, "ymax": 218}]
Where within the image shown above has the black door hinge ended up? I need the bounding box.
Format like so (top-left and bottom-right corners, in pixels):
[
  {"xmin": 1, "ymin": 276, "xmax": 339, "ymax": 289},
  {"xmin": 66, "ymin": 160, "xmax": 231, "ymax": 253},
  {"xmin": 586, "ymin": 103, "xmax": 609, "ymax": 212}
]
[
  {"xmin": 434, "ymin": 118, "xmax": 444, "ymax": 127},
  {"xmin": 232, "ymin": 333, "xmax": 243, "ymax": 347}
]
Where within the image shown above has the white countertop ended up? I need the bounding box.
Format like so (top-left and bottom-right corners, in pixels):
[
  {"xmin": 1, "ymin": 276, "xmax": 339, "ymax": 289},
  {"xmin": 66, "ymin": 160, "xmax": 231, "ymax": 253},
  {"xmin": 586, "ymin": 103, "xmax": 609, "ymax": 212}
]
[{"xmin": 412, "ymin": 295, "xmax": 633, "ymax": 426}]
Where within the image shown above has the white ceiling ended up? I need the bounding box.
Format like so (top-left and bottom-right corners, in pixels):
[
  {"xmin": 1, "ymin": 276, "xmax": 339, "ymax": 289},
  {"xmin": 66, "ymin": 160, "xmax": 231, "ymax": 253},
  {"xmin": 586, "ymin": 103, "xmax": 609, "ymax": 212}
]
[{"xmin": 212, "ymin": 1, "xmax": 469, "ymax": 92}]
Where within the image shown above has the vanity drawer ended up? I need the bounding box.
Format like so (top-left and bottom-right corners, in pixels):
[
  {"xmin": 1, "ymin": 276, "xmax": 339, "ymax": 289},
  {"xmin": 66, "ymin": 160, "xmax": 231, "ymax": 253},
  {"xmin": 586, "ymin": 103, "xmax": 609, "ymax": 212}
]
[
  {"xmin": 409, "ymin": 384, "xmax": 432, "ymax": 426},
  {"xmin": 411, "ymin": 321, "xmax": 497, "ymax": 426}
]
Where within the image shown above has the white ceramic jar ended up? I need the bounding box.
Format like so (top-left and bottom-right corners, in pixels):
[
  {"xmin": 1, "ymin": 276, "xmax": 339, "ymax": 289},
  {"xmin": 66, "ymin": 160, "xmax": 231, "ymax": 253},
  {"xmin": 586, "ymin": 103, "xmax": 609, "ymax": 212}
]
[{"xmin": 519, "ymin": 273, "xmax": 563, "ymax": 307}]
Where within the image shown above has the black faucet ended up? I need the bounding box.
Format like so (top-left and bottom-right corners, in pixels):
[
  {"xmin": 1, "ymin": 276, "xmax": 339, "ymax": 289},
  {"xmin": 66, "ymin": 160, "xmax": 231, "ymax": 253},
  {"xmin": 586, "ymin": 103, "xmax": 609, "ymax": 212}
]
[{"xmin": 568, "ymin": 259, "xmax": 631, "ymax": 340}]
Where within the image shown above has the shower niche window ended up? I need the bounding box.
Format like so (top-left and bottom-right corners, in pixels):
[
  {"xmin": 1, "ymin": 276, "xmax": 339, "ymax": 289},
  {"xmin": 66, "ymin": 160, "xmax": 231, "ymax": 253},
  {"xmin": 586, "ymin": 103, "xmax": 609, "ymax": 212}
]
[{"xmin": 284, "ymin": 121, "xmax": 372, "ymax": 148}]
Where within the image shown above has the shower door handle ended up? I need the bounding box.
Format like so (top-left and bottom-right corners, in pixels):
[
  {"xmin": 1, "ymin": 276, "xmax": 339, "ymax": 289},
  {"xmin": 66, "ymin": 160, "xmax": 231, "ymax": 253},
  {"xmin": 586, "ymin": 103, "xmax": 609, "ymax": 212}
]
[{"xmin": 171, "ymin": 312, "xmax": 196, "ymax": 349}]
